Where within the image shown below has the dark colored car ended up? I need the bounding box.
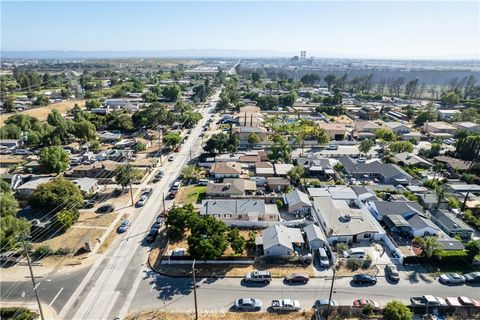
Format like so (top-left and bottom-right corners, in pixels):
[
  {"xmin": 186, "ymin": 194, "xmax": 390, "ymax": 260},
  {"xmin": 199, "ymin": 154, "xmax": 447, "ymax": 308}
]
[
  {"xmin": 353, "ymin": 274, "xmax": 377, "ymax": 285},
  {"xmin": 168, "ymin": 190, "xmax": 177, "ymax": 199},
  {"xmin": 96, "ymin": 204, "xmax": 115, "ymax": 213},
  {"xmin": 146, "ymin": 229, "xmax": 158, "ymax": 243},
  {"xmin": 464, "ymin": 272, "xmax": 480, "ymax": 284},
  {"xmin": 84, "ymin": 199, "xmax": 96, "ymax": 209},
  {"xmin": 284, "ymin": 273, "xmax": 309, "ymax": 284}
]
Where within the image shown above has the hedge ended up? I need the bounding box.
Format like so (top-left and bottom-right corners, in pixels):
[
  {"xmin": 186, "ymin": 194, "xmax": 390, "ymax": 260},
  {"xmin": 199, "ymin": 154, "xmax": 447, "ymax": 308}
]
[{"xmin": 0, "ymin": 307, "xmax": 38, "ymax": 320}]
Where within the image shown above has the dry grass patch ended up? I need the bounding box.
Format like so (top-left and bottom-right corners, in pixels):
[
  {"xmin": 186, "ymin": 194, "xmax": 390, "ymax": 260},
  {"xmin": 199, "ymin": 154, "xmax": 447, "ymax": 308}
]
[
  {"xmin": 77, "ymin": 211, "xmax": 118, "ymax": 228},
  {"xmin": 175, "ymin": 185, "xmax": 206, "ymax": 205},
  {"xmin": 0, "ymin": 99, "xmax": 85, "ymax": 125},
  {"xmin": 126, "ymin": 310, "xmax": 315, "ymax": 320},
  {"xmin": 98, "ymin": 220, "xmax": 123, "ymax": 254}
]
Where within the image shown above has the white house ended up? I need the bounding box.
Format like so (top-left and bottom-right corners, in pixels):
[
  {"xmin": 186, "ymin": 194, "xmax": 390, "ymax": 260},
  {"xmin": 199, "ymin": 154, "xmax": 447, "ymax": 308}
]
[{"xmin": 257, "ymin": 225, "xmax": 304, "ymax": 256}]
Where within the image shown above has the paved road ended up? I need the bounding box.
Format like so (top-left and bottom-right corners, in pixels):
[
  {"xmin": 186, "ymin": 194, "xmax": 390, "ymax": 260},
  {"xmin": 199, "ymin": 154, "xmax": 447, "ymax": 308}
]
[
  {"xmin": 128, "ymin": 272, "xmax": 480, "ymax": 313},
  {"xmin": 57, "ymin": 88, "xmax": 222, "ymax": 320}
]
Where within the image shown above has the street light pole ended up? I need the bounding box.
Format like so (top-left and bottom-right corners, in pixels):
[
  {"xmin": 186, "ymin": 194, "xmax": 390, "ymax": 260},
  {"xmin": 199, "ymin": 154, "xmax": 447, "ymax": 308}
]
[
  {"xmin": 21, "ymin": 236, "xmax": 45, "ymax": 320},
  {"xmin": 192, "ymin": 259, "xmax": 198, "ymax": 320}
]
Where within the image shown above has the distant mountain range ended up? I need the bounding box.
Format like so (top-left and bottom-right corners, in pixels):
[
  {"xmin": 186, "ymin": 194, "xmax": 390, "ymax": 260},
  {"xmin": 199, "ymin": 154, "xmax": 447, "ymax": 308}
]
[{"xmin": 1, "ymin": 49, "xmax": 296, "ymax": 59}]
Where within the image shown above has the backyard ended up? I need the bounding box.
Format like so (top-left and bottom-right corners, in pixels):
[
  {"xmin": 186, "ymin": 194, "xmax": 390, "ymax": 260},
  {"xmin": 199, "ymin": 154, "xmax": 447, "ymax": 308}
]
[{"xmin": 175, "ymin": 185, "xmax": 207, "ymax": 205}]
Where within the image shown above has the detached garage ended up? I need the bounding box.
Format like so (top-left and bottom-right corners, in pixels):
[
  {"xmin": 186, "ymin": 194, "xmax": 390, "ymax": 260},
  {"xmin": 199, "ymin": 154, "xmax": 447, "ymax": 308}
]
[{"xmin": 304, "ymin": 223, "xmax": 327, "ymax": 250}]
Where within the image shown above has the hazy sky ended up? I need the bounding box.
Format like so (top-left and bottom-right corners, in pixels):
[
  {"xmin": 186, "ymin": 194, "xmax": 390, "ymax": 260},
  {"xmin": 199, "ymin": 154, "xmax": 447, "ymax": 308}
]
[{"xmin": 1, "ymin": 1, "xmax": 479, "ymax": 59}]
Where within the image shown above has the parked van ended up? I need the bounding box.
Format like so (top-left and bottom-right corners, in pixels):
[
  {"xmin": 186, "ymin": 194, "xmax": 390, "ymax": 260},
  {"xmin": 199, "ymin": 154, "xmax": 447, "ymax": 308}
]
[
  {"xmin": 343, "ymin": 248, "xmax": 366, "ymax": 259},
  {"xmin": 245, "ymin": 270, "xmax": 272, "ymax": 283},
  {"xmin": 197, "ymin": 179, "xmax": 210, "ymax": 186},
  {"xmin": 317, "ymin": 248, "xmax": 330, "ymax": 268},
  {"xmin": 171, "ymin": 181, "xmax": 182, "ymax": 190}
]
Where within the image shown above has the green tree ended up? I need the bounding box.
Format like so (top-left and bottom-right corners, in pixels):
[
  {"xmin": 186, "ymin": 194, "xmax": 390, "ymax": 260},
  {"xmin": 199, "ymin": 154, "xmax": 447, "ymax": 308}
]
[
  {"xmin": 0, "ymin": 215, "xmax": 31, "ymax": 252},
  {"xmin": 382, "ymin": 301, "xmax": 413, "ymax": 320},
  {"xmin": 187, "ymin": 215, "xmax": 228, "ymax": 259},
  {"xmin": 324, "ymin": 74, "xmax": 337, "ymax": 91},
  {"xmin": 141, "ymin": 91, "xmax": 158, "ymax": 103},
  {"xmin": 72, "ymin": 120, "xmax": 97, "ymax": 142},
  {"xmin": 163, "ymin": 133, "xmax": 182, "ymax": 148},
  {"xmin": 455, "ymin": 135, "xmax": 480, "ymax": 162},
  {"xmin": 1, "ymin": 192, "xmax": 19, "ymax": 217},
  {"xmin": 204, "ymin": 133, "xmax": 238, "ymax": 154},
  {"xmin": 466, "ymin": 240, "xmax": 480, "ymax": 262},
  {"xmin": 29, "ymin": 178, "xmax": 83, "ymax": 214},
  {"xmin": 34, "ymin": 94, "xmax": 49, "ymax": 106},
  {"xmin": 359, "ymin": 138, "xmax": 374, "ymax": 156},
  {"xmin": 38, "ymin": 146, "xmax": 70, "ymax": 173},
  {"xmin": 268, "ymin": 136, "xmax": 291, "ymax": 163},
  {"xmin": 432, "ymin": 162, "xmax": 443, "ymax": 181},
  {"xmin": 389, "ymin": 141, "xmax": 414, "ymax": 154},
  {"xmin": 166, "ymin": 204, "xmax": 197, "ymax": 240},
  {"xmin": 162, "ymin": 84, "xmax": 181, "ymax": 102},
  {"xmin": 134, "ymin": 141, "xmax": 147, "ymax": 152},
  {"xmin": 113, "ymin": 164, "xmax": 136, "ymax": 190},
  {"xmin": 414, "ymin": 110, "xmax": 438, "ymax": 127},
  {"xmin": 227, "ymin": 228, "xmax": 246, "ymax": 254},
  {"xmin": 287, "ymin": 166, "xmax": 304, "ymax": 186},
  {"xmin": 85, "ymin": 99, "xmax": 101, "ymax": 109},
  {"xmin": 0, "ymin": 179, "xmax": 10, "ymax": 193},
  {"xmin": 3, "ymin": 95, "xmax": 15, "ymax": 112},
  {"xmin": 413, "ymin": 236, "xmax": 442, "ymax": 259},
  {"xmin": 54, "ymin": 209, "xmax": 79, "ymax": 231},
  {"xmin": 376, "ymin": 128, "xmax": 396, "ymax": 142},
  {"xmin": 441, "ymin": 91, "xmax": 460, "ymax": 105},
  {"xmin": 247, "ymin": 133, "xmax": 260, "ymax": 148},
  {"xmin": 182, "ymin": 165, "xmax": 200, "ymax": 182}
]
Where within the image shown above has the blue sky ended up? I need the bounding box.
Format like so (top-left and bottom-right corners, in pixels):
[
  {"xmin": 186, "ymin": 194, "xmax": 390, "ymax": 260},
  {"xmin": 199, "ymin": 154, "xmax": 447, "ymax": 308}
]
[{"xmin": 1, "ymin": 1, "xmax": 479, "ymax": 59}]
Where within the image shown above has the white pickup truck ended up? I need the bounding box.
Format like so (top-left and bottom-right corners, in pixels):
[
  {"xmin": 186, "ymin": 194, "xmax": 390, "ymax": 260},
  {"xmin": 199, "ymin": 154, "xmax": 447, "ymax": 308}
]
[{"xmin": 271, "ymin": 299, "xmax": 301, "ymax": 312}]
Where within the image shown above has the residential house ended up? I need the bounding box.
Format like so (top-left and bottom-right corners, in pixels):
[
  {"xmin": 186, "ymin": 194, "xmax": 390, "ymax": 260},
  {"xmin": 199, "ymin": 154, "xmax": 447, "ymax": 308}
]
[
  {"xmin": 234, "ymin": 126, "xmax": 269, "ymax": 143},
  {"xmin": 430, "ymin": 209, "xmax": 474, "ymax": 240},
  {"xmin": 444, "ymin": 183, "xmax": 480, "ymax": 194},
  {"xmin": 98, "ymin": 131, "xmax": 122, "ymax": 142},
  {"xmin": 418, "ymin": 193, "xmax": 448, "ymax": 210},
  {"xmin": 266, "ymin": 177, "xmax": 290, "ymax": 192},
  {"xmin": 70, "ymin": 178, "xmax": 98, "ymax": 195},
  {"xmin": 96, "ymin": 149, "xmax": 132, "ymax": 162},
  {"xmin": 69, "ymin": 160, "xmax": 119, "ymax": 179},
  {"xmin": 206, "ymin": 179, "xmax": 256, "ymax": 197},
  {"xmin": 438, "ymin": 110, "xmax": 461, "ymax": 120},
  {"xmin": 200, "ymin": 199, "xmax": 280, "ymax": 226},
  {"xmin": 434, "ymin": 156, "xmax": 474, "ymax": 173},
  {"xmin": 294, "ymin": 155, "xmax": 337, "ymax": 178},
  {"xmin": 318, "ymin": 123, "xmax": 349, "ymax": 141},
  {"xmin": 358, "ymin": 105, "xmax": 381, "ymax": 120},
  {"xmin": 423, "ymin": 122, "xmax": 456, "ymax": 137},
  {"xmin": 274, "ymin": 164, "xmax": 294, "ymax": 177},
  {"xmin": 383, "ymin": 122, "xmax": 411, "ymax": 135},
  {"xmin": 339, "ymin": 157, "xmax": 413, "ymax": 185},
  {"xmin": 366, "ymin": 200, "xmax": 423, "ymax": 221},
  {"xmin": 210, "ymin": 162, "xmax": 242, "ymax": 179},
  {"xmin": 284, "ymin": 189, "xmax": 312, "ymax": 216},
  {"xmin": 16, "ymin": 176, "xmax": 53, "ymax": 198},
  {"xmin": 401, "ymin": 131, "xmax": 425, "ymax": 141},
  {"xmin": 255, "ymin": 162, "xmax": 275, "ymax": 177},
  {"xmin": 304, "ymin": 223, "xmax": 327, "ymax": 250},
  {"xmin": 393, "ymin": 152, "xmax": 432, "ymax": 169},
  {"xmin": 256, "ymin": 224, "xmax": 304, "ymax": 256},
  {"xmin": 354, "ymin": 121, "xmax": 381, "ymax": 140},
  {"xmin": 0, "ymin": 139, "xmax": 22, "ymax": 149},
  {"xmin": 453, "ymin": 122, "xmax": 480, "ymax": 133},
  {"xmin": 312, "ymin": 195, "xmax": 383, "ymax": 244}
]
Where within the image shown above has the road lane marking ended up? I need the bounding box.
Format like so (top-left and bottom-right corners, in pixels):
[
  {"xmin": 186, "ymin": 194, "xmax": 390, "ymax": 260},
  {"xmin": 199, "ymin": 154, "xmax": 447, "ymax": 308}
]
[{"xmin": 49, "ymin": 287, "xmax": 63, "ymax": 306}]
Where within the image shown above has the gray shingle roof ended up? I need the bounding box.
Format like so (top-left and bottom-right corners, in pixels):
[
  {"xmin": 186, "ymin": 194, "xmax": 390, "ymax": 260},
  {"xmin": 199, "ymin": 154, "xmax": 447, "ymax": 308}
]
[
  {"xmin": 200, "ymin": 199, "xmax": 267, "ymax": 215},
  {"xmin": 304, "ymin": 223, "xmax": 327, "ymax": 243},
  {"xmin": 262, "ymin": 225, "xmax": 304, "ymax": 251},
  {"xmin": 406, "ymin": 214, "xmax": 440, "ymax": 231},
  {"xmin": 431, "ymin": 209, "xmax": 473, "ymax": 232},
  {"xmin": 339, "ymin": 156, "xmax": 412, "ymax": 181},
  {"xmin": 373, "ymin": 201, "xmax": 423, "ymax": 216},
  {"xmin": 285, "ymin": 189, "xmax": 311, "ymax": 207}
]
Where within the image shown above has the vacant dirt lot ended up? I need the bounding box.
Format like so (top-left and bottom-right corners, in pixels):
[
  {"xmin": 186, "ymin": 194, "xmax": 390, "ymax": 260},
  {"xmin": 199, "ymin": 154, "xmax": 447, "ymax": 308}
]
[{"xmin": 0, "ymin": 99, "xmax": 85, "ymax": 125}]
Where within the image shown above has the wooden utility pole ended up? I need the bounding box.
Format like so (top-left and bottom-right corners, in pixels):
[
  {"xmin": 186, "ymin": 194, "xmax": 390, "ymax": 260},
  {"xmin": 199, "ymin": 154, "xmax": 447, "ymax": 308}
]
[
  {"xmin": 21, "ymin": 236, "xmax": 45, "ymax": 320},
  {"xmin": 325, "ymin": 268, "xmax": 336, "ymax": 320},
  {"xmin": 192, "ymin": 260, "xmax": 198, "ymax": 320}
]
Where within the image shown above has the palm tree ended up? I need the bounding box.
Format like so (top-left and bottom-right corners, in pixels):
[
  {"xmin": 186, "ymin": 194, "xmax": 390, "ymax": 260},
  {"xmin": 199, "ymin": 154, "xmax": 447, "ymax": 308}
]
[
  {"xmin": 432, "ymin": 163, "xmax": 443, "ymax": 181},
  {"xmin": 435, "ymin": 186, "xmax": 445, "ymax": 209},
  {"xmin": 413, "ymin": 236, "xmax": 442, "ymax": 259},
  {"xmin": 359, "ymin": 139, "xmax": 374, "ymax": 157}
]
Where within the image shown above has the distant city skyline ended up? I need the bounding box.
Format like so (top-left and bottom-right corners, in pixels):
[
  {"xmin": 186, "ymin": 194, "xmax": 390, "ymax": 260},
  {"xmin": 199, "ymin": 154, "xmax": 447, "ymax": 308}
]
[{"xmin": 1, "ymin": 1, "xmax": 479, "ymax": 59}]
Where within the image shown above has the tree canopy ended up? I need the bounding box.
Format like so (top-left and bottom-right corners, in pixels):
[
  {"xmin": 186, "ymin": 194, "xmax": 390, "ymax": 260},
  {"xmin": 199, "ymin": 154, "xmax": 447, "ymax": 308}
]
[
  {"xmin": 29, "ymin": 178, "xmax": 83, "ymax": 214},
  {"xmin": 38, "ymin": 146, "xmax": 70, "ymax": 173},
  {"xmin": 382, "ymin": 301, "xmax": 413, "ymax": 320}
]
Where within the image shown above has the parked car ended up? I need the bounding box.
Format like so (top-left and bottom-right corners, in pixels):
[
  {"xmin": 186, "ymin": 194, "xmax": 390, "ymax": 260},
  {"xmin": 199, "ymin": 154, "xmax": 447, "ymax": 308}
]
[
  {"xmin": 168, "ymin": 190, "xmax": 177, "ymax": 199},
  {"xmin": 439, "ymin": 273, "xmax": 465, "ymax": 285},
  {"xmin": 168, "ymin": 155, "xmax": 175, "ymax": 162},
  {"xmin": 153, "ymin": 170, "xmax": 164, "ymax": 182},
  {"xmin": 146, "ymin": 229, "xmax": 158, "ymax": 243},
  {"xmin": 314, "ymin": 299, "xmax": 338, "ymax": 309},
  {"xmin": 410, "ymin": 295, "xmax": 447, "ymax": 307},
  {"xmin": 197, "ymin": 179, "xmax": 210, "ymax": 186},
  {"xmin": 245, "ymin": 270, "xmax": 272, "ymax": 284},
  {"xmin": 171, "ymin": 181, "xmax": 182, "ymax": 190},
  {"xmin": 117, "ymin": 220, "xmax": 130, "ymax": 233},
  {"xmin": 343, "ymin": 248, "xmax": 366, "ymax": 259},
  {"xmin": 352, "ymin": 299, "xmax": 380, "ymax": 308},
  {"xmin": 96, "ymin": 204, "xmax": 115, "ymax": 213},
  {"xmin": 352, "ymin": 274, "xmax": 377, "ymax": 285},
  {"xmin": 326, "ymin": 144, "xmax": 338, "ymax": 150},
  {"xmin": 317, "ymin": 248, "xmax": 330, "ymax": 268},
  {"xmin": 136, "ymin": 194, "xmax": 148, "ymax": 207},
  {"xmin": 284, "ymin": 273, "xmax": 309, "ymax": 284},
  {"xmin": 233, "ymin": 298, "xmax": 262, "ymax": 311},
  {"xmin": 271, "ymin": 299, "xmax": 300, "ymax": 312},
  {"xmin": 84, "ymin": 199, "xmax": 96, "ymax": 209},
  {"xmin": 464, "ymin": 272, "xmax": 480, "ymax": 284},
  {"xmin": 385, "ymin": 264, "xmax": 400, "ymax": 282},
  {"xmin": 174, "ymin": 146, "xmax": 181, "ymax": 152}
]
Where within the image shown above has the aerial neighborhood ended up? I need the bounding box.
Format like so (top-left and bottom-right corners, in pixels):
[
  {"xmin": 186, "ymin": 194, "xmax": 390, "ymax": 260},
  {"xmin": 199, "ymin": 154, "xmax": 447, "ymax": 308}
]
[{"xmin": 0, "ymin": 21, "xmax": 479, "ymax": 320}]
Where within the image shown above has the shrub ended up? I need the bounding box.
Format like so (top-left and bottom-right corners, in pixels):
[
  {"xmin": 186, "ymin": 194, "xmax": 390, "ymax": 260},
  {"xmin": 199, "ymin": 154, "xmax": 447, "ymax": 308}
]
[
  {"xmin": 34, "ymin": 245, "xmax": 54, "ymax": 257},
  {"xmin": 275, "ymin": 199, "xmax": 284, "ymax": 209},
  {"xmin": 346, "ymin": 258, "xmax": 362, "ymax": 271},
  {"xmin": 334, "ymin": 179, "xmax": 344, "ymax": 185},
  {"xmin": 362, "ymin": 254, "xmax": 373, "ymax": 269},
  {"xmin": 382, "ymin": 301, "xmax": 413, "ymax": 320},
  {"xmin": 54, "ymin": 209, "xmax": 80, "ymax": 231},
  {"xmin": 0, "ymin": 307, "xmax": 38, "ymax": 320},
  {"xmin": 246, "ymin": 231, "xmax": 256, "ymax": 249},
  {"xmin": 55, "ymin": 247, "xmax": 72, "ymax": 256},
  {"xmin": 335, "ymin": 242, "xmax": 348, "ymax": 253},
  {"xmin": 362, "ymin": 303, "xmax": 375, "ymax": 315}
]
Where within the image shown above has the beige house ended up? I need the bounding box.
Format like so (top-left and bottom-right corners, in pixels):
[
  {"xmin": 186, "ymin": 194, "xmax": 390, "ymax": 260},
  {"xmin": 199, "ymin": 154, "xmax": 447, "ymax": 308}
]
[
  {"xmin": 423, "ymin": 122, "xmax": 456, "ymax": 136},
  {"xmin": 318, "ymin": 123, "xmax": 349, "ymax": 141},
  {"xmin": 234, "ymin": 126, "xmax": 269, "ymax": 143},
  {"xmin": 453, "ymin": 122, "xmax": 480, "ymax": 133},
  {"xmin": 210, "ymin": 162, "xmax": 242, "ymax": 179},
  {"xmin": 206, "ymin": 178, "xmax": 256, "ymax": 197}
]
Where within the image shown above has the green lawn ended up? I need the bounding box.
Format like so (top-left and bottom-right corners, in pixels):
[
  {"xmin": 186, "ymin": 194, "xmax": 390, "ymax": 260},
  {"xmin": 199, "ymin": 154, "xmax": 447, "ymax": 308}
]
[{"xmin": 175, "ymin": 185, "xmax": 206, "ymax": 205}]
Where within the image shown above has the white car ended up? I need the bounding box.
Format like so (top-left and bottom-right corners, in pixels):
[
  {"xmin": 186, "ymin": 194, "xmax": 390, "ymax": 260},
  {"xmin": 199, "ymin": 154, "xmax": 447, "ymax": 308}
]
[
  {"xmin": 439, "ymin": 273, "xmax": 465, "ymax": 285},
  {"xmin": 136, "ymin": 194, "xmax": 148, "ymax": 207}
]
